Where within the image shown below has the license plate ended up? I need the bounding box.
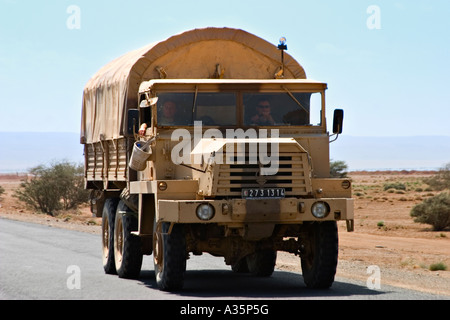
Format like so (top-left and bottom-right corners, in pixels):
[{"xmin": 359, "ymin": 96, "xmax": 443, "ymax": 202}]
[{"xmin": 242, "ymin": 188, "xmax": 285, "ymax": 199}]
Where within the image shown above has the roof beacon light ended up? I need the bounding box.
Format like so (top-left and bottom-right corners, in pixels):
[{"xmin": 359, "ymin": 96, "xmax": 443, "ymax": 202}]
[
  {"xmin": 278, "ymin": 37, "xmax": 287, "ymax": 50},
  {"xmin": 277, "ymin": 37, "xmax": 288, "ymax": 78}
]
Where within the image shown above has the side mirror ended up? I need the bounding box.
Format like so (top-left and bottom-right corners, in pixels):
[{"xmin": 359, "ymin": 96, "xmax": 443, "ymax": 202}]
[
  {"xmin": 126, "ymin": 109, "xmax": 139, "ymax": 136},
  {"xmin": 140, "ymin": 97, "xmax": 158, "ymax": 108},
  {"xmin": 333, "ymin": 109, "xmax": 344, "ymax": 134}
]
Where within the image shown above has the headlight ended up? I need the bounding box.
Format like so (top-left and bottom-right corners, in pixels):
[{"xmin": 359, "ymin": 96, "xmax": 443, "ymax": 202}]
[
  {"xmin": 341, "ymin": 180, "xmax": 351, "ymax": 189},
  {"xmin": 196, "ymin": 203, "xmax": 215, "ymax": 221},
  {"xmin": 311, "ymin": 201, "xmax": 330, "ymax": 219}
]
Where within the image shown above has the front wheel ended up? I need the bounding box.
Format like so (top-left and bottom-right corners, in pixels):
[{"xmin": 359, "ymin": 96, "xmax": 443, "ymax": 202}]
[
  {"xmin": 300, "ymin": 221, "xmax": 339, "ymax": 289},
  {"xmin": 153, "ymin": 218, "xmax": 187, "ymax": 291}
]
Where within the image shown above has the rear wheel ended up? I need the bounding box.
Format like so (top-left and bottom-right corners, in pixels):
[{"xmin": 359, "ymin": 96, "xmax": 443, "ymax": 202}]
[
  {"xmin": 300, "ymin": 221, "xmax": 339, "ymax": 289},
  {"xmin": 231, "ymin": 258, "xmax": 249, "ymax": 273},
  {"xmin": 102, "ymin": 198, "xmax": 119, "ymax": 274},
  {"xmin": 153, "ymin": 218, "xmax": 187, "ymax": 291},
  {"xmin": 114, "ymin": 201, "xmax": 143, "ymax": 279},
  {"xmin": 246, "ymin": 250, "xmax": 277, "ymax": 277}
]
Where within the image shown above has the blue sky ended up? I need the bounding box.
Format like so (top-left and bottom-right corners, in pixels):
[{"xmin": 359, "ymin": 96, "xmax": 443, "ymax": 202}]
[{"xmin": 1, "ymin": 0, "xmax": 449, "ymax": 137}]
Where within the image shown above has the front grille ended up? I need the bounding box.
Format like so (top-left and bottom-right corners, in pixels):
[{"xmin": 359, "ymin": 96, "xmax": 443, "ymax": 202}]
[{"xmin": 214, "ymin": 151, "xmax": 312, "ymax": 197}]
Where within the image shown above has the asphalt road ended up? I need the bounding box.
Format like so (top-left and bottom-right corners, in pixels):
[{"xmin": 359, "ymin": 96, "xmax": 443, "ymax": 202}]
[{"xmin": 0, "ymin": 217, "xmax": 448, "ymax": 302}]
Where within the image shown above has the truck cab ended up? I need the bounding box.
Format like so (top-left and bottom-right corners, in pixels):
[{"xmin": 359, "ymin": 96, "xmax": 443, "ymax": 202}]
[{"xmin": 126, "ymin": 79, "xmax": 353, "ymax": 290}]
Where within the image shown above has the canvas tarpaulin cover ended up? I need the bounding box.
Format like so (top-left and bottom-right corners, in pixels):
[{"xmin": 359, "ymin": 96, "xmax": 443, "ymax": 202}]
[{"xmin": 80, "ymin": 27, "xmax": 306, "ymax": 144}]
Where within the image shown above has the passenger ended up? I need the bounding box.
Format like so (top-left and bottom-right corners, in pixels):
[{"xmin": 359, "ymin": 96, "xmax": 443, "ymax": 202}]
[{"xmin": 250, "ymin": 99, "xmax": 275, "ymax": 126}]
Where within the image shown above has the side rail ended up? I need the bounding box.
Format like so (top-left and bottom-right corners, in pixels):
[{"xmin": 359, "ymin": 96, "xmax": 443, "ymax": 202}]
[{"xmin": 84, "ymin": 137, "xmax": 129, "ymax": 190}]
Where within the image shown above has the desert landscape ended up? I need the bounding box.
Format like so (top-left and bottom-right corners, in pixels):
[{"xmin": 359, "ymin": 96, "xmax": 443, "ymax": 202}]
[{"xmin": 1, "ymin": 171, "xmax": 449, "ymax": 297}]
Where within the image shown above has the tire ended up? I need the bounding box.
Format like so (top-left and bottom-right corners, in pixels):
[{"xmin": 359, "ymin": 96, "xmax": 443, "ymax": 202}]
[
  {"xmin": 246, "ymin": 250, "xmax": 277, "ymax": 277},
  {"xmin": 114, "ymin": 201, "xmax": 143, "ymax": 279},
  {"xmin": 300, "ymin": 221, "xmax": 339, "ymax": 289},
  {"xmin": 231, "ymin": 258, "xmax": 249, "ymax": 273},
  {"xmin": 153, "ymin": 218, "xmax": 187, "ymax": 291},
  {"xmin": 102, "ymin": 198, "xmax": 119, "ymax": 274}
]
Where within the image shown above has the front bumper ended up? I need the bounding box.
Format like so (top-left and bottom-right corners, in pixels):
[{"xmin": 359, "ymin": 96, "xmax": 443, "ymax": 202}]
[{"xmin": 157, "ymin": 197, "xmax": 354, "ymax": 228}]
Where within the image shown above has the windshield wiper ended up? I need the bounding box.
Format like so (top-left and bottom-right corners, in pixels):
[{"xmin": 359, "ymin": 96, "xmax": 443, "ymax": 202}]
[
  {"xmin": 282, "ymin": 86, "xmax": 309, "ymax": 115},
  {"xmin": 191, "ymin": 85, "xmax": 198, "ymax": 124}
]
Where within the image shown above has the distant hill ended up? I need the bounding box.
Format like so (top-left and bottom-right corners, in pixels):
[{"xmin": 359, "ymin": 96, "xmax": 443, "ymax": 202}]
[
  {"xmin": 331, "ymin": 135, "xmax": 450, "ymax": 171},
  {"xmin": 0, "ymin": 132, "xmax": 448, "ymax": 173},
  {"xmin": 0, "ymin": 132, "xmax": 84, "ymax": 173}
]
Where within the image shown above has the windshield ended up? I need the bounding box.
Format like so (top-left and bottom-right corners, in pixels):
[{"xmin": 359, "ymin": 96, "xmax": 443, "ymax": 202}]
[
  {"xmin": 157, "ymin": 92, "xmax": 237, "ymax": 126},
  {"xmin": 155, "ymin": 91, "xmax": 322, "ymax": 127}
]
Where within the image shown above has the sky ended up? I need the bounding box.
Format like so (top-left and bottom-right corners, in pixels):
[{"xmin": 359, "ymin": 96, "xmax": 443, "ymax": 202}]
[{"xmin": 0, "ymin": 0, "xmax": 449, "ymax": 138}]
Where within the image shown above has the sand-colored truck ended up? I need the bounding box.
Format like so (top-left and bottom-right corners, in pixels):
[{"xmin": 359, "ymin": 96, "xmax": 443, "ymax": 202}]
[{"xmin": 81, "ymin": 27, "xmax": 354, "ymax": 291}]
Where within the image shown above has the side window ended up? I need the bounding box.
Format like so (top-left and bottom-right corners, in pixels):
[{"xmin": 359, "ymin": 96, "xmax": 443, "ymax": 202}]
[{"xmin": 139, "ymin": 94, "xmax": 152, "ymax": 127}]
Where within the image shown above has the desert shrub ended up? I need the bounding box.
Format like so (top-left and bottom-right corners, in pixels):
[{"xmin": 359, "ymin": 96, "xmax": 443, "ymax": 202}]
[
  {"xmin": 0, "ymin": 185, "xmax": 4, "ymax": 197},
  {"xmin": 330, "ymin": 160, "xmax": 348, "ymax": 178},
  {"xmin": 410, "ymin": 192, "xmax": 450, "ymax": 231},
  {"xmin": 423, "ymin": 163, "xmax": 450, "ymax": 191},
  {"xmin": 13, "ymin": 161, "xmax": 89, "ymax": 216},
  {"xmin": 383, "ymin": 182, "xmax": 406, "ymax": 191},
  {"xmin": 429, "ymin": 262, "xmax": 447, "ymax": 271}
]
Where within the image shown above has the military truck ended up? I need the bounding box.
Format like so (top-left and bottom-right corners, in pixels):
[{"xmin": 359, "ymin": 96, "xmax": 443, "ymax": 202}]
[{"xmin": 81, "ymin": 27, "xmax": 354, "ymax": 291}]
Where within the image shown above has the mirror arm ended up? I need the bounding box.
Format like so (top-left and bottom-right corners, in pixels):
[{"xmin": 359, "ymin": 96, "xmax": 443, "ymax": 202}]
[{"xmin": 329, "ymin": 133, "xmax": 339, "ymax": 143}]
